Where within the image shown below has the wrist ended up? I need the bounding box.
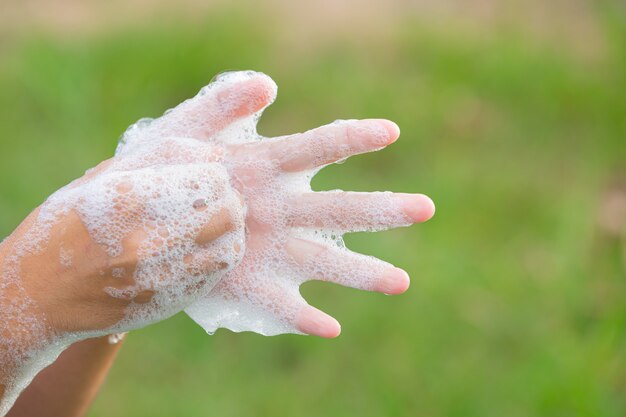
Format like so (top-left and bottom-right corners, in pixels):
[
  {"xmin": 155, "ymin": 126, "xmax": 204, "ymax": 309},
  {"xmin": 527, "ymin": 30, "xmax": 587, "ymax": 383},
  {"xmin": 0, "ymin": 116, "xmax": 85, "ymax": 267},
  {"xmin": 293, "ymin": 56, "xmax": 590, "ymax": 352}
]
[
  {"xmin": 0, "ymin": 229, "xmax": 67, "ymax": 416},
  {"xmin": 0, "ymin": 208, "xmax": 62, "ymax": 336}
]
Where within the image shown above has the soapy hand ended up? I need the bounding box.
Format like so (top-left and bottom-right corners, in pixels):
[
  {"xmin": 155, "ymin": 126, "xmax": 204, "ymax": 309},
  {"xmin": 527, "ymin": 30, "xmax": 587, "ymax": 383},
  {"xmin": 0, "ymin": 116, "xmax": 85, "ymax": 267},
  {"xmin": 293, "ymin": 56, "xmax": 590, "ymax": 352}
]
[
  {"xmin": 116, "ymin": 71, "xmax": 436, "ymax": 338},
  {"xmin": 0, "ymin": 70, "xmax": 435, "ymax": 415}
]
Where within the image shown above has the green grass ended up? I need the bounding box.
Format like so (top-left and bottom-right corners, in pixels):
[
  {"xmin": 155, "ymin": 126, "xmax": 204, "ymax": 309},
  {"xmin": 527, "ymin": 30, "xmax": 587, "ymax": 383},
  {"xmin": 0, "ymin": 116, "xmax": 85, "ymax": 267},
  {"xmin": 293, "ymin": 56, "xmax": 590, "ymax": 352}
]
[{"xmin": 1, "ymin": 5, "xmax": 626, "ymax": 417}]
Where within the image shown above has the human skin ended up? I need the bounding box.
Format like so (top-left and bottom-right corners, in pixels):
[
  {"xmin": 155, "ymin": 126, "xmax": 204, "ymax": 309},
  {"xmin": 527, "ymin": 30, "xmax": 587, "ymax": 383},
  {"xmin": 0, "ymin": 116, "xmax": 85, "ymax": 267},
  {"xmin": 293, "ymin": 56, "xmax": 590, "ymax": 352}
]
[
  {"xmin": 0, "ymin": 72, "xmax": 435, "ymax": 415},
  {"xmin": 6, "ymin": 336, "xmax": 124, "ymax": 417}
]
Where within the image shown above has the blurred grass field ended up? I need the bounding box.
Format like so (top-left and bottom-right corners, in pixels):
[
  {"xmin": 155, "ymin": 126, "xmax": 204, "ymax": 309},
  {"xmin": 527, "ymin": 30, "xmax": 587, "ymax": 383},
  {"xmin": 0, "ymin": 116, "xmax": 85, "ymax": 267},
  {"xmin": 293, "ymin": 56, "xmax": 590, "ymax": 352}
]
[{"xmin": 1, "ymin": 1, "xmax": 626, "ymax": 416}]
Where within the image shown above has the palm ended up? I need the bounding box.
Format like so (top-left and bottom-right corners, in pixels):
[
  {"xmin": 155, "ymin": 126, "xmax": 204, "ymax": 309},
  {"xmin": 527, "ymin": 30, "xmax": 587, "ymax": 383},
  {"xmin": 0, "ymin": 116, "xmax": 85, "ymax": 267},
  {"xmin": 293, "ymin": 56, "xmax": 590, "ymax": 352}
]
[{"xmin": 117, "ymin": 71, "xmax": 434, "ymax": 338}]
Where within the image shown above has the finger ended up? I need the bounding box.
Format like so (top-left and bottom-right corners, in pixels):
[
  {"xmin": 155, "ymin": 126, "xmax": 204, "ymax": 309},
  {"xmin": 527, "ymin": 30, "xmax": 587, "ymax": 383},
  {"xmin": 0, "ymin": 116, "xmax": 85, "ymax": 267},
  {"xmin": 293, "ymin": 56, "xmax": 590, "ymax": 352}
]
[
  {"xmin": 228, "ymin": 278, "xmax": 341, "ymax": 338},
  {"xmin": 195, "ymin": 207, "xmax": 234, "ymax": 246},
  {"xmin": 226, "ymin": 268, "xmax": 342, "ymax": 338},
  {"xmin": 295, "ymin": 304, "xmax": 341, "ymax": 338},
  {"xmin": 237, "ymin": 119, "xmax": 399, "ymax": 172},
  {"xmin": 154, "ymin": 71, "xmax": 277, "ymax": 140},
  {"xmin": 285, "ymin": 238, "xmax": 410, "ymax": 295},
  {"xmin": 287, "ymin": 191, "xmax": 435, "ymax": 231},
  {"xmin": 186, "ymin": 247, "xmax": 342, "ymax": 338},
  {"xmin": 186, "ymin": 280, "xmax": 341, "ymax": 338}
]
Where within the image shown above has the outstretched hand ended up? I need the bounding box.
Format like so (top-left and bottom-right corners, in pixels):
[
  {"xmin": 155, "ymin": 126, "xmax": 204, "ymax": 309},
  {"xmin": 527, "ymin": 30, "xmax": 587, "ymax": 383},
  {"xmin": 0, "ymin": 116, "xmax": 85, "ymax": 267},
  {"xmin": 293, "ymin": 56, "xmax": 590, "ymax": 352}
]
[
  {"xmin": 0, "ymin": 70, "xmax": 434, "ymax": 415},
  {"xmin": 117, "ymin": 71, "xmax": 436, "ymax": 338}
]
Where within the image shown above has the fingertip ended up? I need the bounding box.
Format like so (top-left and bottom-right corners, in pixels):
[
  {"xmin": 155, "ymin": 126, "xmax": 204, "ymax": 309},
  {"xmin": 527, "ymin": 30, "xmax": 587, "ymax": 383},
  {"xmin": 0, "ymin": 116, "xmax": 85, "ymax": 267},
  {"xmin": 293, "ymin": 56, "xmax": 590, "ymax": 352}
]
[
  {"xmin": 418, "ymin": 194, "xmax": 436, "ymax": 222},
  {"xmin": 360, "ymin": 119, "xmax": 400, "ymax": 148},
  {"xmin": 297, "ymin": 306, "xmax": 342, "ymax": 338},
  {"xmin": 399, "ymin": 193, "xmax": 436, "ymax": 223},
  {"xmin": 217, "ymin": 72, "xmax": 278, "ymax": 118},
  {"xmin": 378, "ymin": 267, "xmax": 411, "ymax": 295},
  {"xmin": 245, "ymin": 73, "xmax": 278, "ymax": 112},
  {"xmin": 255, "ymin": 72, "xmax": 278, "ymax": 99},
  {"xmin": 325, "ymin": 320, "xmax": 342, "ymax": 338},
  {"xmin": 380, "ymin": 119, "xmax": 401, "ymax": 143},
  {"xmin": 215, "ymin": 71, "xmax": 277, "ymax": 100}
]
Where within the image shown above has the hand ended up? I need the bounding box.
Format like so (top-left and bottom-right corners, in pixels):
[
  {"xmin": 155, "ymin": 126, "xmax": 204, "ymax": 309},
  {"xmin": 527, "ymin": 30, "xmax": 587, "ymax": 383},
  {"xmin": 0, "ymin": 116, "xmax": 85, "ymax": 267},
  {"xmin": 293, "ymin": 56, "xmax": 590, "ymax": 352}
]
[
  {"xmin": 190, "ymin": 118, "xmax": 435, "ymax": 338},
  {"xmin": 115, "ymin": 71, "xmax": 436, "ymax": 338},
  {"xmin": 0, "ymin": 70, "xmax": 435, "ymax": 415}
]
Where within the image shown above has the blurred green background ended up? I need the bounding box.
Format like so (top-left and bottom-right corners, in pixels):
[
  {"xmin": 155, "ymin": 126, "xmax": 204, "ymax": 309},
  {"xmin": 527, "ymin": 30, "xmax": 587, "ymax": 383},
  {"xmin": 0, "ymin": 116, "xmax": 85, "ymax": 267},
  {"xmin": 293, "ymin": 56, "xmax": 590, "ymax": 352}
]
[{"xmin": 1, "ymin": 0, "xmax": 626, "ymax": 416}]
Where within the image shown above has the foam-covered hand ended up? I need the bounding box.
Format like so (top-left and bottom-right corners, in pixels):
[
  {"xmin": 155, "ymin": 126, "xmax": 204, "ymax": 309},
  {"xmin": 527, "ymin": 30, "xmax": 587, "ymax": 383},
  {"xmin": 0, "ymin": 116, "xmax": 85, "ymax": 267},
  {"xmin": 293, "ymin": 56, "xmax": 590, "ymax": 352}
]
[
  {"xmin": 117, "ymin": 71, "xmax": 436, "ymax": 338},
  {"xmin": 0, "ymin": 70, "xmax": 435, "ymax": 416}
]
